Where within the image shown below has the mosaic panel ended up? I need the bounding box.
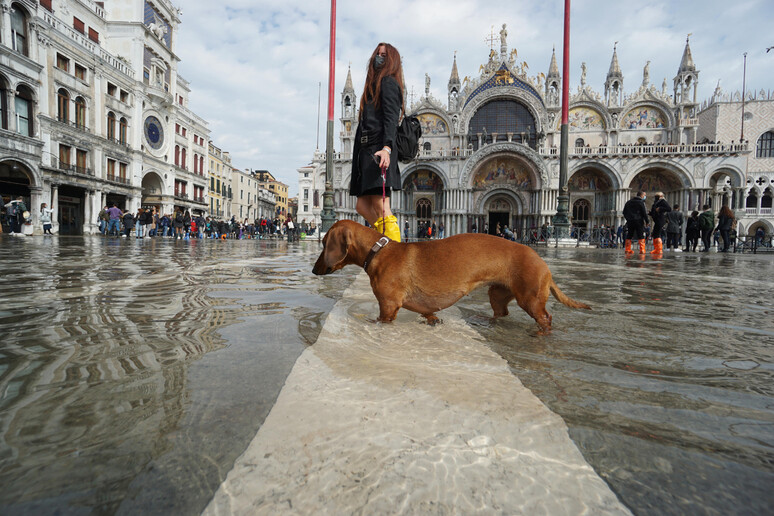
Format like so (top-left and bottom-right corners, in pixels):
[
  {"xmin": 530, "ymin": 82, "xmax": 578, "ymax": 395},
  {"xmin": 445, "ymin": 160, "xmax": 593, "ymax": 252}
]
[
  {"xmin": 565, "ymin": 107, "xmax": 605, "ymax": 131},
  {"xmin": 621, "ymin": 107, "xmax": 667, "ymax": 129},
  {"xmin": 417, "ymin": 114, "xmax": 448, "ymax": 135},
  {"xmin": 473, "ymin": 157, "xmax": 532, "ymax": 189}
]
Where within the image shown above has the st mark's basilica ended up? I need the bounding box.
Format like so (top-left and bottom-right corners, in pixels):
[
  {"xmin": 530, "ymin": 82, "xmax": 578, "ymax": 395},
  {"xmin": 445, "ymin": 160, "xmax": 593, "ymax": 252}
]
[{"xmin": 298, "ymin": 25, "xmax": 774, "ymax": 239}]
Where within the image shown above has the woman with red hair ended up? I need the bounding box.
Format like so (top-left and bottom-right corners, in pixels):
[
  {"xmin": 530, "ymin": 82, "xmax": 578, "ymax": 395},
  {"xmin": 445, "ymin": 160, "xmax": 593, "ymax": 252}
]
[{"xmin": 349, "ymin": 43, "xmax": 404, "ymax": 241}]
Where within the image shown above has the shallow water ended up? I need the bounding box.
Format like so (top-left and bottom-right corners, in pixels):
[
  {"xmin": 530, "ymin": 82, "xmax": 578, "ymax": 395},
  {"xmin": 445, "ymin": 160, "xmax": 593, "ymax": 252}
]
[
  {"xmin": 1, "ymin": 236, "xmax": 773, "ymax": 515},
  {"xmin": 0, "ymin": 235, "xmax": 355, "ymax": 515},
  {"xmin": 456, "ymin": 248, "xmax": 774, "ymax": 515}
]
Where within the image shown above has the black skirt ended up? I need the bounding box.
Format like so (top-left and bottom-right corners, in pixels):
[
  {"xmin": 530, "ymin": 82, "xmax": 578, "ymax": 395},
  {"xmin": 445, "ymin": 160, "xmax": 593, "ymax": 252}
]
[{"xmin": 349, "ymin": 142, "xmax": 401, "ymax": 196}]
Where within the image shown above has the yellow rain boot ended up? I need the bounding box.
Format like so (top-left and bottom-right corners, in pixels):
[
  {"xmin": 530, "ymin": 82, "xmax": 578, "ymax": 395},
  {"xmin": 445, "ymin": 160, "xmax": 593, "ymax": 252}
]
[
  {"xmin": 382, "ymin": 215, "xmax": 401, "ymax": 242},
  {"xmin": 373, "ymin": 217, "xmax": 386, "ymax": 235}
]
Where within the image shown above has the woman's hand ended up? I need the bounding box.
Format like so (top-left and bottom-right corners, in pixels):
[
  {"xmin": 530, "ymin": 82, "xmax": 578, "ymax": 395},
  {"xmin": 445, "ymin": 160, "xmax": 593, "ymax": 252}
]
[{"xmin": 374, "ymin": 147, "xmax": 391, "ymax": 169}]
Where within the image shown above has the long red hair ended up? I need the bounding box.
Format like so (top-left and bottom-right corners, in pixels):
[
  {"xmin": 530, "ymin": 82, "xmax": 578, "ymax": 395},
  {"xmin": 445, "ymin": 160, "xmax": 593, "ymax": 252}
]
[{"xmin": 359, "ymin": 43, "xmax": 404, "ymax": 120}]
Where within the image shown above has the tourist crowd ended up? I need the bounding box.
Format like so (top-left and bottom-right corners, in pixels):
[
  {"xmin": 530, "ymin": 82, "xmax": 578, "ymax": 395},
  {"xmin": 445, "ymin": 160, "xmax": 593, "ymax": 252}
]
[{"xmin": 96, "ymin": 204, "xmax": 311, "ymax": 240}]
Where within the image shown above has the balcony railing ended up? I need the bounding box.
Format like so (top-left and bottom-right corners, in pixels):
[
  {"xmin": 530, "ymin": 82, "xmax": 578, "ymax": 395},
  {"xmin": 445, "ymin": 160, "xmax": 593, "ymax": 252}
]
[
  {"xmin": 175, "ymin": 193, "xmax": 189, "ymax": 200},
  {"xmin": 540, "ymin": 142, "xmax": 750, "ymax": 157},
  {"xmin": 194, "ymin": 196, "xmax": 205, "ymax": 203},
  {"xmin": 56, "ymin": 117, "xmax": 91, "ymax": 133},
  {"xmin": 106, "ymin": 173, "xmax": 130, "ymax": 185},
  {"xmin": 57, "ymin": 162, "xmax": 93, "ymax": 176}
]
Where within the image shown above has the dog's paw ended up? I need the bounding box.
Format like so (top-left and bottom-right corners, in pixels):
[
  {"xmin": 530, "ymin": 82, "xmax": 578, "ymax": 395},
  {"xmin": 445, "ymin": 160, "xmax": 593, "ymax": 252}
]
[{"xmin": 421, "ymin": 315, "xmax": 443, "ymax": 326}]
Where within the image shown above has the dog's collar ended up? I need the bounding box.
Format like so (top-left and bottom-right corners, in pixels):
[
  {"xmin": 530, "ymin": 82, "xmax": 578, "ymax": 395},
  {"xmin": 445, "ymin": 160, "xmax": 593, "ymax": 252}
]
[{"xmin": 363, "ymin": 236, "xmax": 390, "ymax": 271}]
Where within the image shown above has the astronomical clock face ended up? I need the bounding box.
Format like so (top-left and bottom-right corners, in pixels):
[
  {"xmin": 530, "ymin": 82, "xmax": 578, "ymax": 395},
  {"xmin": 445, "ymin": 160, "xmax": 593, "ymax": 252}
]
[{"xmin": 144, "ymin": 115, "xmax": 164, "ymax": 150}]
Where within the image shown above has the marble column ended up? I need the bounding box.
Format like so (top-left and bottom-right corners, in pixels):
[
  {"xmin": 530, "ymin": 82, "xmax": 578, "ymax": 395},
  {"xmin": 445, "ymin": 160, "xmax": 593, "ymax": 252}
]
[
  {"xmin": 30, "ymin": 186, "xmax": 42, "ymax": 234},
  {"xmin": 51, "ymin": 184, "xmax": 59, "ymax": 233},
  {"xmin": 1, "ymin": 3, "xmax": 12, "ymax": 52},
  {"xmin": 83, "ymin": 190, "xmax": 92, "ymax": 235}
]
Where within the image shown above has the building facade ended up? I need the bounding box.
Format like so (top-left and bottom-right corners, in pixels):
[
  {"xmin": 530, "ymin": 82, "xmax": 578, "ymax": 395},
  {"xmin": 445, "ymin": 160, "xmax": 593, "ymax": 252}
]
[
  {"xmin": 300, "ymin": 29, "xmax": 773, "ymax": 239},
  {"xmin": 207, "ymin": 140, "xmax": 230, "ymax": 218},
  {"xmin": 0, "ymin": 0, "xmax": 209, "ymax": 234},
  {"xmin": 255, "ymin": 170, "xmax": 287, "ymax": 221}
]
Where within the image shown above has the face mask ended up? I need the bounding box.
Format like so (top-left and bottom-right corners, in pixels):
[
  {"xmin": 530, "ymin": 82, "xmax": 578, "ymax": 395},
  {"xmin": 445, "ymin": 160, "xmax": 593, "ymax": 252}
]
[{"xmin": 374, "ymin": 55, "xmax": 385, "ymax": 68}]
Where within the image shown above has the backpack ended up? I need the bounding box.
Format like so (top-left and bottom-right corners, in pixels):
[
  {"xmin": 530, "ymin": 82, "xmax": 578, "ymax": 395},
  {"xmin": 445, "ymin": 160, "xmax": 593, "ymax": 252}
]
[
  {"xmin": 699, "ymin": 212, "xmax": 713, "ymax": 230},
  {"xmin": 8, "ymin": 203, "xmax": 18, "ymax": 217},
  {"xmin": 395, "ymin": 114, "xmax": 422, "ymax": 163},
  {"xmin": 175, "ymin": 212, "xmax": 183, "ymax": 223}
]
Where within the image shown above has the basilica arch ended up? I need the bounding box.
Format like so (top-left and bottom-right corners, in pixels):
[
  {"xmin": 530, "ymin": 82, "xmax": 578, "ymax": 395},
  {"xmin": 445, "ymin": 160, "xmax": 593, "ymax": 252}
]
[
  {"xmin": 141, "ymin": 171, "xmax": 165, "ymax": 209},
  {"xmin": 568, "ymin": 163, "xmax": 619, "ymax": 228},
  {"xmin": 399, "ymin": 165, "xmax": 447, "ymax": 237}
]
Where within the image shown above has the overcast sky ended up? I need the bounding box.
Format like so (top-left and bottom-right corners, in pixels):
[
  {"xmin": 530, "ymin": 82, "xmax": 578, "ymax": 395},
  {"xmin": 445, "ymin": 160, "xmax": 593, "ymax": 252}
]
[{"xmin": 176, "ymin": 0, "xmax": 773, "ymax": 196}]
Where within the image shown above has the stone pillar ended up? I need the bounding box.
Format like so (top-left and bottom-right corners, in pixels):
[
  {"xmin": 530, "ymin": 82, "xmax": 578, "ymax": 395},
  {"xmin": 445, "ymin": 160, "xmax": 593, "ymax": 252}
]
[
  {"xmin": 1, "ymin": 3, "xmax": 12, "ymax": 52},
  {"xmin": 30, "ymin": 186, "xmax": 42, "ymax": 235},
  {"xmin": 83, "ymin": 190, "xmax": 92, "ymax": 235},
  {"xmin": 51, "ymin": 184, "xmax": 59, "ymax": 233}
]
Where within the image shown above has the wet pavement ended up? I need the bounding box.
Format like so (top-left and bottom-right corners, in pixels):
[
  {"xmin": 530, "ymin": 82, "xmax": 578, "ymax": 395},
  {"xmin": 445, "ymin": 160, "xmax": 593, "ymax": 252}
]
[
  {"xmin": 0, "ymin": 235, "xmax": 355, "ymax": 515},
  {"xmin": 0, "ymin": 235, "xmax": 773, "ymax": 515}
]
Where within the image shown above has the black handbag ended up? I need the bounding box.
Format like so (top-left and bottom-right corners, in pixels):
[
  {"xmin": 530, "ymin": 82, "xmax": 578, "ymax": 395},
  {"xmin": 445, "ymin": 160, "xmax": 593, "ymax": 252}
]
[{"xmin": 395, "ymin": 114, "xmax": 422, "ymax": 163}]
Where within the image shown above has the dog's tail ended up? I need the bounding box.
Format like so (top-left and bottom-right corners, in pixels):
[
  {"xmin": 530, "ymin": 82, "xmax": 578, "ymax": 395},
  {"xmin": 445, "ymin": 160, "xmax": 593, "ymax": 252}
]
[{"xmin": 549, "ymin": 280, "xmax": 591, "ymax": 310}]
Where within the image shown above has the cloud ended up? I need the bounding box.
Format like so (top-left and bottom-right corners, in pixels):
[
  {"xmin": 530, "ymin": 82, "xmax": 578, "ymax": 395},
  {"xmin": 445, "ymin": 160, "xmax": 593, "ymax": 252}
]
[{"xmin": 176, "ymin": 0, "xmax": 774, "ymax": 196}]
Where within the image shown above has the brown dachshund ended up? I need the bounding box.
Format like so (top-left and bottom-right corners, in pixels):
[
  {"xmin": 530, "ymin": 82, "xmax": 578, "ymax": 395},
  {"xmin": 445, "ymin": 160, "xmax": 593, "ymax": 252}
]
[{"xmin": 312, "ymin": 220, "xmax": 590, "ymax": 331}]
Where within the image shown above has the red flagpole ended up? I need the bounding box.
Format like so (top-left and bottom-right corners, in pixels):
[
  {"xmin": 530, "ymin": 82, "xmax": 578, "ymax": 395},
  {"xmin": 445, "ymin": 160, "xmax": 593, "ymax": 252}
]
[{"xmin": 327, "ymin": 0, "xmax": 336, "ymax": 122}]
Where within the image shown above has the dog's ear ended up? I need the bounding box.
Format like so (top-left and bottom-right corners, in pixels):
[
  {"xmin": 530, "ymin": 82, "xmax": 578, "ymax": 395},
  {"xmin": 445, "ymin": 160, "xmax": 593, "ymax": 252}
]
[{"xmin": 322, "ymin": 223, "xmax": 351, "ymax": 270}]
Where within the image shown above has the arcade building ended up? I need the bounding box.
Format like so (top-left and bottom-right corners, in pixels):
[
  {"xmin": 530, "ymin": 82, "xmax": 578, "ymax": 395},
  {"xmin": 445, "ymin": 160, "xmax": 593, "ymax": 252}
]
[{"xmin": 298, "ymin": 27, "xmax": 773, "ymax": 240}]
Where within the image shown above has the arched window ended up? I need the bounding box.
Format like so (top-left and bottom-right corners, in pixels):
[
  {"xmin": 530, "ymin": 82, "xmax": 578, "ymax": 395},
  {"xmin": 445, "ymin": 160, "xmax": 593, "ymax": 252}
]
[
  {"xmin": 572, "ymin": 199, "xmax": 590, "ymax": 221},
  {"xmin": 193, "ymin": 153, "xmax": 198, "ymax": 173},
  {"xmin": 574, "ymin": 138, "xmax": 585, "ymax": 148},
  {"xmin": 107, "ymin": 111, "xmax": 116, "ymax": 140},
  {"xmin": 174, "ymin": 145, "xmax": 180, "ymax": 166},
  {"xmin": 763, "ymin": 188, "xmax": 773, "ymax": 209},
  {"xmin": 10, "ymin": 4, "xmax": 28, "ymax": 56},
  {"xmin": 57, "ymin": 89, "xmax": 69, "ymax": 122},
  {"xmin": 181, "ymin": 147, "xmax": 186, "ymax": 169},
  {"xmin": 745, "ymin": 192, "xmax": 758, "ymax": 208},
  {"xmin": 75, "ymin": 97, "xmax": 86, "ymax": 129},
  {"xmin": 416, "ymin": 198, "xmax": 432, "ymax": 220},
  {"xmin": 119, "ymin": 117, "xmax": 127, "ymax": 144},
  {"xmin": 0, "ymin": 75, "xmax": 8, "ymax": 130},
  {"xmin": 15, "ymin": 85, "xmax": 33, "ymax": 137},
  {"xmin": 423, "ymin": 142, "xmax": 431, "ymax": 151},
  {"xmin": 468, "ymin": 99, "xmax": 537, "ymax": 150},
  {"xmin": 756, "ymin": 131, "xmax": 774, "ymax": 158}
]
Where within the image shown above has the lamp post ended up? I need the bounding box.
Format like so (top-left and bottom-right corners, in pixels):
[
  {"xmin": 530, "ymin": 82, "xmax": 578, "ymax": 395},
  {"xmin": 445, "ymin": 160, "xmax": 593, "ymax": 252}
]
[
  {"xmin": 551, "ymin": 0, "xmax": 571, "ymax": 239},
  {"xmin": 320, "ymin": 0, "xmax": 337, "ymax": 232}
]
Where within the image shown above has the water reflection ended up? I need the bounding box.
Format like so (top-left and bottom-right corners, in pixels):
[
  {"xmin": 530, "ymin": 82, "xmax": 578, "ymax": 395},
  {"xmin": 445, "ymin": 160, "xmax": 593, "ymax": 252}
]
[
  {"xmin": 0, "ymin": 236, "xmax": 353, "ymax": 515},
  {"xmin": 458, "ymin": 249, "xmax": 774, "ymax": 515}
]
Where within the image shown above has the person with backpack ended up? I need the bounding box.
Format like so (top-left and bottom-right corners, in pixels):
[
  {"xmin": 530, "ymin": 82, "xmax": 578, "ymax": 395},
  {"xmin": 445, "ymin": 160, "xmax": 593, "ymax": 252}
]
[
  {"xmin": 122, "ymin": 210, "xmax": 135, "ymax": 238},
  {"xmin": 622, "ymin": 191, "xmax": 648, "ymax": 254},
  {"xmin": 648, "ymin": 192, "xmax": 671, "ymax": 255},
  {"xmin": 160, "ymin": 213, "xmax": 171, "ymax": 237},
  {"xmin": 716, "ymin": 206, "xmax": 735, "ymax": 252},
  {"xmin": 173, "ymin": 208, "xmax": 184, "ymax": 239},
  {"xmin": 98, "ymin": 205, "xmax": 109, "ymax": 235},
  {"xmin": 665, "ymin": 204, "xmax": 684, "ymax": 252},
  {"xmin": 698, "ymin": 204, "xmax": 715, "ymax": 252},
  {"xmin": 349, "ymin": 43, "xmax": 404, "ymax": 242},
  {"xmin": 4, "ymin": 196, "xmax": 27, "ymax": 235},
  {"xmin": 684, "ymin": 211, "xmax": 700, "ymax": 252}
]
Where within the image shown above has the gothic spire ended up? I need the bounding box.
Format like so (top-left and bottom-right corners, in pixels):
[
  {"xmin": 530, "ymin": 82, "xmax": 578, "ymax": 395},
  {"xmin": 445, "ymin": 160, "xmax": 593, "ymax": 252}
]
[
  {"xmin": 547, "ymin": 46, "xmax": 559, "ymax": 78},
  {"xmin": 607, "ymin": 42, "xmax": 622, "ymax": 78},
  {"xmin": 448, "ymin": 52, "xmax": 460, "ymax": 86},
  {"xmin": 343, "ymin": 64, "xmax": 354, "ymax": 93},
  {"xmin": 678, "ymin": 34, "xmax": 696, "ymax": 73}
]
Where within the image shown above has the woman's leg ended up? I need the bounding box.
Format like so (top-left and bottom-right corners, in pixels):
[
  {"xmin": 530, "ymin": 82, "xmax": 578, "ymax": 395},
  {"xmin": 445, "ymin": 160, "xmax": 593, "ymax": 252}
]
[{"xmin": 355, "ymin": 195, "xmax": 393, "ymax": 226}]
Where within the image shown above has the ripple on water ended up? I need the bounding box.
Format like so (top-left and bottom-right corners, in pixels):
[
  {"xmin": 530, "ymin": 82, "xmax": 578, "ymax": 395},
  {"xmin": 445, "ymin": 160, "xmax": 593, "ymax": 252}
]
[{"xmin": 457, "ymin": 248, "xmax": 774, "ymax": 516}]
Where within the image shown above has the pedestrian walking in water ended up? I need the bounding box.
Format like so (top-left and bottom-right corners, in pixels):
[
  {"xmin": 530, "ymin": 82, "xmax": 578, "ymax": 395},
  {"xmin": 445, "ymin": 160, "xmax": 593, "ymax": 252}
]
[
  {"xmin": 173, "ymin": 208, "xmax": 184, "ymax": 239},
  {"xmin": 684, "ymin": 211, "xmax": 700, "ymax": 251},
  {"xmin": 648, "ymin": 192, "xmax": 671, "ymax": 255},
  {"xmin": 349, "ymin": 42, "xmax": 405, "ymax": 241},
  {"xmin": 665, "ymin": 204, "xmax": 683, "ymax": 251},
  {"xmin": 40, "ymin": 203, "xmax": 54, "ymax": 235},
  {"xmin": 122, "ymin": 210, "xmax": 134, "ymax": 238},
  {"xmin": 716, "ymin": 206, "xmax": 735, "ymax": 252},
  {"xmin": 4, "ymin": 196, "xmax": 27, "ymax": 235},
  {"xmin": 623, "ymin": 191, "xmax": 648, "ymax": 254},
  {"xmin": 698, "ymin": 204, "xmax": 715, "ymax": 252},
  {"xmin": 40, "ymin": 203, "xmax": 53, "ymax": 234}
]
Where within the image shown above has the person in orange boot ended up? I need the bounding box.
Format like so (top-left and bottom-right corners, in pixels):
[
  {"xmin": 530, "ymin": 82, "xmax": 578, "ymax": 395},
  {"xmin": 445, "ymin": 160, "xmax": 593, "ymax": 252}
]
[
  {"xmin": 623, "ymin": 191, "xmax": 648, "ymax": 254},
  {"xmin": 648, "ymin": 191, "xmax": 671, "ymax": 255},
  {"xmin": 348, "ymin": 43, "xmax": 404, "ymax": 242}
]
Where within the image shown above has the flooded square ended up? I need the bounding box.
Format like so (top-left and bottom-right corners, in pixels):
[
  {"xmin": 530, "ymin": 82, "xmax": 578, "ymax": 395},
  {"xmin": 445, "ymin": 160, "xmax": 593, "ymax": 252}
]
[{"xmin": 0, "ymin": 236, "xmax": 773, "ymax": 515}]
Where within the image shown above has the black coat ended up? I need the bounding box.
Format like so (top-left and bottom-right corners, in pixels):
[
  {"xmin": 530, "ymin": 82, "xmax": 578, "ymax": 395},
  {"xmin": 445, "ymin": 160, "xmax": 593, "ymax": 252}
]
[
  {"xmin": 649, "ymin": 197, "xmax": 671, "ymax": 225},
  {"xmin": 349, "ymin": 76, "xmax": 402, "ymax": 196},
  {"xmin": 623, "ymin": 197, "xmax": 647, "ymax": 223}
]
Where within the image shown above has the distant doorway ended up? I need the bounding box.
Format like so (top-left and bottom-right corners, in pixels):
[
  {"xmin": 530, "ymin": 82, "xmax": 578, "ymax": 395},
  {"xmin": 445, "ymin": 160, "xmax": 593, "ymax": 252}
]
[{"xmin": 488, "ymin": 211, "xmax": 509, "ymax": 234}]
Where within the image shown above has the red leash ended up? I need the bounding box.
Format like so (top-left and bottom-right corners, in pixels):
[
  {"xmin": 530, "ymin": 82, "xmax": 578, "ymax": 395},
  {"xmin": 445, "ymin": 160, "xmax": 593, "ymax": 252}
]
[{"xmin": 381, "ymin": 164, "xmax": 387, "ymax": 235}]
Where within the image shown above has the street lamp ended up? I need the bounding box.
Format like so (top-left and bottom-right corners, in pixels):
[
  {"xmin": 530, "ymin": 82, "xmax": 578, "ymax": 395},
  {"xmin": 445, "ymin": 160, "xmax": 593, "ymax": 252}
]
[{"xmin": 320, "ymin": 0, "xmax": 337, "ymax": 232}]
